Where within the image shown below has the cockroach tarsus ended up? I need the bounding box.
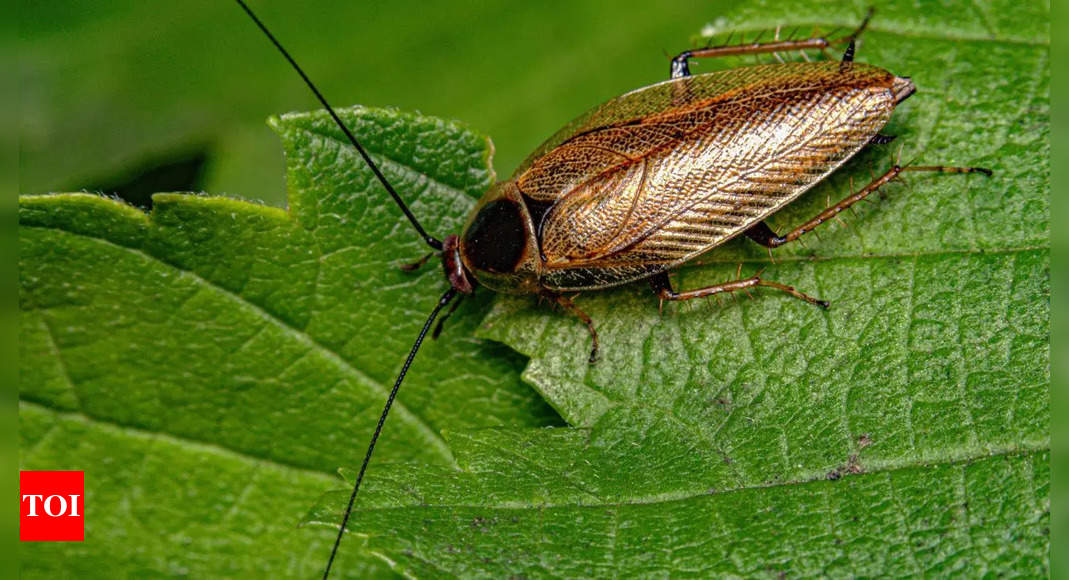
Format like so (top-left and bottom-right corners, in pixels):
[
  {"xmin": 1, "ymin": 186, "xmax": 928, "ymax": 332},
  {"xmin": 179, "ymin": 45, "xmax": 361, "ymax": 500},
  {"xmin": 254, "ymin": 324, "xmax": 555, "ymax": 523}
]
[{"xmin": 234, "ymin": 2, "xmax": 991, "ymax": 578}]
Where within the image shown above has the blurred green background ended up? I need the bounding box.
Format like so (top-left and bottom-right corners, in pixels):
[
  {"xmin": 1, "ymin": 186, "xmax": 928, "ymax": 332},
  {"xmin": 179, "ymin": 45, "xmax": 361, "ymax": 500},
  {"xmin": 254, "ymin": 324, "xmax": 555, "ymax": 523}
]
[{"xmin": 16, "ymin": 0, "xmax": 736, "ymax": 207}]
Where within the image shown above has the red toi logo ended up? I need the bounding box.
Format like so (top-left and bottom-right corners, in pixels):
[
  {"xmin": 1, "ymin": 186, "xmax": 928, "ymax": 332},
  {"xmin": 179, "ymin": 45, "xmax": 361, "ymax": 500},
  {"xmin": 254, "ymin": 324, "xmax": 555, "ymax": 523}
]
[{"xmin": 20, "ymin": 471, "xmax": 84, "ymax": 541}]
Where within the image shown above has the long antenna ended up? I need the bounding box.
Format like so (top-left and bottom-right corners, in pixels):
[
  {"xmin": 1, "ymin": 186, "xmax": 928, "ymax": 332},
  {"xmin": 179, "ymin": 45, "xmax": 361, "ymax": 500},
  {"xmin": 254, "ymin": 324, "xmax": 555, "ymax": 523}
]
[
  {"xmin": 323, "ymin": 287, "xmax": 459, "ymax": 579},
  {"xmin": 234, "ymin": 0, "xmax": 443, "ymax": 251}
]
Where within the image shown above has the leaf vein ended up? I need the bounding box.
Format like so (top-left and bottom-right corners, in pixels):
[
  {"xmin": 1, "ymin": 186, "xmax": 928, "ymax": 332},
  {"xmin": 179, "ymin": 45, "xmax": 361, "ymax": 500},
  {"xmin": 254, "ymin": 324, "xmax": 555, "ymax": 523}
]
[
  {"xmin": 344, "ymin": 446, "xmax": 1046, "ymax": 513},
  {"xmin": 23, "ymin": 224, "xmax": 455, "ymax": 466},
  {"xmin": 19, "ymin": 400, "xmax": 339, "ymax": 481}
]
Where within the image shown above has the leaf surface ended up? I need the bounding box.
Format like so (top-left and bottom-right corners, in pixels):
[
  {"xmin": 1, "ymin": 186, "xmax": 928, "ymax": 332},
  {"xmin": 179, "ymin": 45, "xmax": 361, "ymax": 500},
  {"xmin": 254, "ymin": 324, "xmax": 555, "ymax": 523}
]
[
  {"xmin": 310, "ymin": 1, "xmax": 1051, "ymax": 576},
  {"xmin": 19, "ymin": 108, "xmax": 556, "ymax": 577}
]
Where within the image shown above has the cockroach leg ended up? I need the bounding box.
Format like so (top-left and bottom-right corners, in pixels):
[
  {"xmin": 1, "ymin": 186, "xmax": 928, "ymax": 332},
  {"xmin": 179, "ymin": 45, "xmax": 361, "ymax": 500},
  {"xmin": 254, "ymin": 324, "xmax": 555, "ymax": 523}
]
[
  {"xmin": 671, "ymin": 36, "xmax": 831, "ymax": 78},
  {"xmin": 546, "ymin": 292, "xmax": 600, "ymax": 363},
  {"xmin": 747, "ymin": 163, "xmax": 992, "ymax": 249},
  {"xmin": 399, "ymin": 252, "xmax": 435, "ymax": 272},
  {"xmin": 903, "ymin": 165, "xmax": 993, "ymax": 176},
  {"xmin": 869, "ymin": 134, "xmax": 897, "ymax": 145},
  {"xmin": 842, "ymin": 39, "xmax": 856, "ymax": 63},
  {"xmin": 847, "ymin": 7, "xmax": 875, "ymax": 42},
  {"xmin": 669, "ymin": 7, "xmax": 874, "ymax": 78},
  {"xmin": 744, "ymin": 221, "xmax": 787, "ymax": 248},
  {"xmin": 431, "ymin": 293, "xmax": 466, "ymax": 339},
  {"xmin": 650, "ymin": 271, "xmax": 828, "ymax": 309}
]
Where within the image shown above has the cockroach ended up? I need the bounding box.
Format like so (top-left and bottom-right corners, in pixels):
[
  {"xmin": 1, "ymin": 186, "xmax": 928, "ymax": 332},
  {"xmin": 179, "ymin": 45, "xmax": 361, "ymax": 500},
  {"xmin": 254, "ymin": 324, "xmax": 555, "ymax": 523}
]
[{"xmin": 235, "ymin": 2, "xmax": 991, "ymax": 577}]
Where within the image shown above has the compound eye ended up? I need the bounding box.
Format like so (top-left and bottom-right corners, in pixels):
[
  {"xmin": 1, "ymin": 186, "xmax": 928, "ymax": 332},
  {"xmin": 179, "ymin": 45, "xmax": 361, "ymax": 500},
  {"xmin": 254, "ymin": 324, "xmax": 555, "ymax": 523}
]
[{"xmin": 462, "ymin": 199, "xmax": 528, "ymax": 273}]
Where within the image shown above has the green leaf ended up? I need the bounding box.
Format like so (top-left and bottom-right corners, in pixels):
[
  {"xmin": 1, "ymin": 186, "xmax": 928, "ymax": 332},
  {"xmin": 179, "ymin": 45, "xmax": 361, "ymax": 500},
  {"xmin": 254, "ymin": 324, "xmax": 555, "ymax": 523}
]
[
  {"xmin": 306, "ymin": 1, "xmax": 1050, "ymax": 576},
  {"xmin": 19, "ymin": 108, "xmax": 557, "ymax": 577}
]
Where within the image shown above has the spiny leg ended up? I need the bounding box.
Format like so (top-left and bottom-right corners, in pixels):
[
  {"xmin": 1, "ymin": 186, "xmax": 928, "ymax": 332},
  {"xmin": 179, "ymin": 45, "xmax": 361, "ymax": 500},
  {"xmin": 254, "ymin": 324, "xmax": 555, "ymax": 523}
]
[
  {"xmin": 744, "ymin": 221, "xmax": 783, "ymax": 248},
  {"xmin": 747, "ymin": 134, "xmax": 900, "ymax": 236},
  {"xmin": 431, "ymin": 293, "xmax": 466, "ymax": 339},
  {"xmin": 670, "ymin": 7, "xmax": 873, "ymax": 78},
  {"xmin": 399, "ymin": 252, "xmax": 435, "ymax": 271},
  {"xmin": 744, "ymin": 163, "xmax": 992, "ymax": 249},
  {"xmin": 545, "ymin": 292, "xmax": 600, "ymax": 363},
  {"xmin": 841, "ymin": 38, "xmax": 857, "ymax": 63},
  {"xmin": 650, "ymin": 270, "xmax": 828, "ymax": 310}
]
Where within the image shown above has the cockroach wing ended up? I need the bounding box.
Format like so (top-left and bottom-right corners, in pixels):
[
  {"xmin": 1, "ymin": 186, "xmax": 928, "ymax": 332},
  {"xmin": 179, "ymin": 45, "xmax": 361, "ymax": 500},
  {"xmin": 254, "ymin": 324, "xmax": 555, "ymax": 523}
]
[{"xmin": 515, "ymin": 62, "xmax": 900, "ymax": 291}]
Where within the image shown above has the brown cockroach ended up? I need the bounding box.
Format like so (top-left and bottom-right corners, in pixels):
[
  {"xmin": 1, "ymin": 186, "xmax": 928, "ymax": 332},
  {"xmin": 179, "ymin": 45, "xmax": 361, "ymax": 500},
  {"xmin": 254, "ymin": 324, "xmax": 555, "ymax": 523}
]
[{"xmin": 235, "ymin": 3, "xmax": 990, "ymax": 577}]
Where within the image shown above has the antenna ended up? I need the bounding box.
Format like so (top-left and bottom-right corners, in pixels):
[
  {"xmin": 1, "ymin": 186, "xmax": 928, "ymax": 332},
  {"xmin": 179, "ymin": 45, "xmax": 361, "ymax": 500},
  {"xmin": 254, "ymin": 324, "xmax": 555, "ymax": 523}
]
[
  {"xmin": 323, "ymin": 287, "xmax": 458, "ymax": 579},
  {"xmin": 234, "ymin": 0, "xmax": 443, "ymax": 251}
]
